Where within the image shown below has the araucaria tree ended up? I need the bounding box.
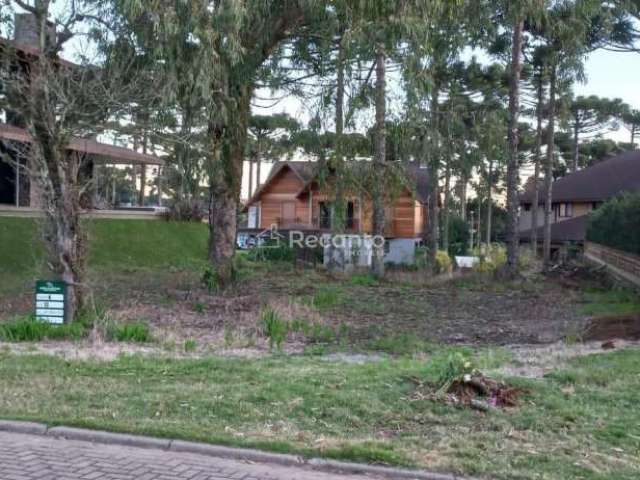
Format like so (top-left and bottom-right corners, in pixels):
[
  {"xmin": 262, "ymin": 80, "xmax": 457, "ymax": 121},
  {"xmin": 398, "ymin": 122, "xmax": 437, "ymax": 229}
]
[
  {"xmin": 0, "ymin": 0, "xmax": 151, "ymax": 321},
  {"xmin": 121, "ymin": 1, "xmax": 324, "ymax": 286}
]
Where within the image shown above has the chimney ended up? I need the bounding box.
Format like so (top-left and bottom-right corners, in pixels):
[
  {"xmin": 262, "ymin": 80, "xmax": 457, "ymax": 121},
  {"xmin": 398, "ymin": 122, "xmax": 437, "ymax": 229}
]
[{"xmin": 14, "ymin": 13, "xmax": 56, "ymax": 49}]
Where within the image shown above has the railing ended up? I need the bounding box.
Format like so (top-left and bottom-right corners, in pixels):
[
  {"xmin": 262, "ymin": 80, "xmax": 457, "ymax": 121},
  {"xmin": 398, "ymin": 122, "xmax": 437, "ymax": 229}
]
[
  {"xmin": 311, "ymin": 217, "xmax": 360, "ymax": 232},
  {"xmin": 276, "ymin": 217, "xmax": 303, "ymax": 228}
]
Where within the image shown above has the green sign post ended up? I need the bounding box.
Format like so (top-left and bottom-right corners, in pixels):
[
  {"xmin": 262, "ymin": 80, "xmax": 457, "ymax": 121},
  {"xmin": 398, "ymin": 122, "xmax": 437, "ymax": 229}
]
[{"xmin": 35, "ymin": 280, "xmax": 66, "ymax": 324}]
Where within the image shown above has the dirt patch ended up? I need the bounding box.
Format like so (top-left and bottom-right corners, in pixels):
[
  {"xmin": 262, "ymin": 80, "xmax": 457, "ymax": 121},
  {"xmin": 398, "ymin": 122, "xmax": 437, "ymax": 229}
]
[
  {"xmin": 500, "ymin": 340, "xmax": 640, "ymax": 378},
  {"xmin": 583, "ymin": 314, "xmax": 640, "ymax": 341},
  {"xmin": 0, "ymin": 266, "xmax": 599, "ymax": 351}
]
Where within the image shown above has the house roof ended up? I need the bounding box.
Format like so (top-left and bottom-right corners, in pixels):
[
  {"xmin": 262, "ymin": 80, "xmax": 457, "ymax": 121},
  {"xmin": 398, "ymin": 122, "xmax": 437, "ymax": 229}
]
[
  {"xmin": 404, "ymin": 162, "xmax": 430, "ymax": 204},
  {"xmin": 245, "ymin": 160, "xmax": 430, "ymax": 208},
  {"xmin": 520, "ymin": 150, "xmax": 640, "ymax": 205},
  {"xmin": 520, "ymin": 214, "xmax": 589, "ymax": 243},
  {"xmin": 245, "ymin": 161, "xmax": 316, "ymax": 207},
  {"xmin": 0, "ymin": 37, "xmax": 77, "ymax": 68},
  {"xmin": 0, "ymin": 123, "xmax": 164, "ymax": 166}
]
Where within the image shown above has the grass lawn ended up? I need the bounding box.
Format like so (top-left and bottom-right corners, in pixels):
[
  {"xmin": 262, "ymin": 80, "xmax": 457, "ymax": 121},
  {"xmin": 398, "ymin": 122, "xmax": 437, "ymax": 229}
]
[
  {"xmin": 0, "ymin": 217, "xmax": 208, "ymax": 297},
  {"xmin": 0, "ymin": 348, "xmax": 638, "ymax": 479}
]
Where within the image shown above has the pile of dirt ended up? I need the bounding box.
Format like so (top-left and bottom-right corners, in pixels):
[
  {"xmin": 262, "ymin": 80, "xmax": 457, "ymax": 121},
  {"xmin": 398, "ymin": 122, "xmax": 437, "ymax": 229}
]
[
  {"xmin": 445, "ymin": 374, "xmax": 528, "ymax": 411},
  {"xmin": 583, "ymin": 314, "xmax": 640, "ymax": 341}
]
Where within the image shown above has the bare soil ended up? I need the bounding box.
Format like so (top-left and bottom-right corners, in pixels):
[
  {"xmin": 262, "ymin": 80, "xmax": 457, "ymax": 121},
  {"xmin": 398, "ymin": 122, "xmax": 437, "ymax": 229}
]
[{"xmin": 0, "ymin": 264, "xmax": 608, "ymax": 350}]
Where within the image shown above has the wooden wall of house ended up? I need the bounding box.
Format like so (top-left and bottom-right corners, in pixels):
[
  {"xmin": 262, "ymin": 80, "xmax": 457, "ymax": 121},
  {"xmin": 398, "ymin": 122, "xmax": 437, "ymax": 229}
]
[
  {"xmin": 251, "ymin": 167, "xmax": 426, "ymax": 237},
  {"xmin": 256, "ymin": 167, "xmax": 308, "ymax": 228}
]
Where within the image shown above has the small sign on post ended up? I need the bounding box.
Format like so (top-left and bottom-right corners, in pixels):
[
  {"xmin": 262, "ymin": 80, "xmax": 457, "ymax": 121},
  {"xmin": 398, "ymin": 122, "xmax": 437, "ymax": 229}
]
[{"xmin": 35, "ymin": 280, "xmax": 66, "ymax": 324}]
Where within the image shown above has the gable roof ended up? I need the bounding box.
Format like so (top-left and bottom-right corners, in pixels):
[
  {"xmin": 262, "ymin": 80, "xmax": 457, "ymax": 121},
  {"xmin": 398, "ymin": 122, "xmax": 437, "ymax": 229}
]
[
  {"xmin": 246, "ymin": 160, "xmax": 431, "ymax": 207},
  {"xmin": 404, "ymin": 163, "xmax": 430, "ymax": 203},
  {"xmin": 520, "ymin": 150, "xmax": 640, "ymax": 205},
  {"xmin": 245, "ymin": 161, "xmax": 316, "ymax": 207}
]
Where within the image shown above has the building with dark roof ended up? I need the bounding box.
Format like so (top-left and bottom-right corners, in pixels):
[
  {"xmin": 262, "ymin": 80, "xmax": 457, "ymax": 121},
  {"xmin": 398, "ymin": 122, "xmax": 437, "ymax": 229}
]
[{"xmin": 519, "ymin": 150, "xmax": 640, "ymax": 244}]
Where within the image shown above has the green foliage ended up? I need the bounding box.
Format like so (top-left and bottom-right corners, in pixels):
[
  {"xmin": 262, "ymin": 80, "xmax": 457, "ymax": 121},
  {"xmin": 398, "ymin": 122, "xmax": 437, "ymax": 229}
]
[
  {"xmin": 435, "ymin": 250, "xmax": 453, "ymax": 274},
  {"xmin": 107, "ymin": 321, "xmax": 152, "ymax": 343},
  {"xmin": 183, "ymin": 339, "xmax": 197, "ymax": 353},
  {"xmin": 472, "ymin": 244, "xmax": 507, "ymax": 273},
  {"xmin": 579, "ymin": 287, "xmax": 640, "ymax": 317},
  {"xmin": 311, "ymin": 285, "xmax": 343, "ymax": 311},
  {"xmin": 587, "ymin": 193, "xmax": 640, "ymax": 255},
  {"xmin": 348, "ymin": 274, "xmax": 379, "ymax": 287},
  {"xmin": 446, "ymin": 215, "xmax": 470, "ymax": 256},
  {"xmin": 246, "ymin": 241, "xmax": 295, "ymax": 263},
  {"xmin": 0, "ymin": 315, "xmax": 86, "ymax": 342},
  {"xmin": 367, "ymin": 333, "xmax": 433, "ymax": 355},
  {"xmin": 260, "ymin": 306, "xmax": 288, "ymax": 351},
  {"xmin": 201, "ymin": 266, "xmax": 219, "ymax": 293},
  {"xmin": 432, "ymin": 351, "xmax": 475, "ymax": 393}
]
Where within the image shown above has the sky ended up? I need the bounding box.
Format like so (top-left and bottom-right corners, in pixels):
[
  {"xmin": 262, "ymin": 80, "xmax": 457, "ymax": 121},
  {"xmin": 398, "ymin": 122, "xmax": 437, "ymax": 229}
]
[{"xmin": 246, "ymin": 47, "xmax": 640, "ymax": 198}]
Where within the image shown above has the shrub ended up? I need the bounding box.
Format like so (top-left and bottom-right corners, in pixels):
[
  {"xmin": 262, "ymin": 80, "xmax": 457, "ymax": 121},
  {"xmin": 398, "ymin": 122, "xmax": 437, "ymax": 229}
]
[
  {"xmin": 108, "ymin": 321, "xmax": 152, "ymax": 343},
  {"xmin": 161, "ymin": 199, "xmax": 207, "ymax": 222},
  {"xmin": 261, "ymin": 306, "xmax": 289, "ymax": 351},
  {"xmin": 435, "ymin": 250, "xmax": 453, "ymax": 274},
  {"xmin": 247, "ymin": 241, "xmax": 295, "ymax": 263},
  {"xmin": 587, "ymin": 193, "xmax": 640, "ymax": 255},
  {"xmin": 472, "ymin": 244, "xmax": 507, "ymax": 274},
  {"xmin": 0, "ymin": 315, "xmax": 86, "ymax": 342},
  {"xmin": 446, "ymin": 215, "xmax": 470, "ymax": 257}
]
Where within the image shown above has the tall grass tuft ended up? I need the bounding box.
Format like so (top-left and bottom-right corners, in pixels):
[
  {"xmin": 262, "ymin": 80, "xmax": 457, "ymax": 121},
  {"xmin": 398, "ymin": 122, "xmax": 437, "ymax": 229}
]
[
  {"xmin": 261, "ymin": 306, "xmax": 288, "ymax": 351},
  {"xmin": 0, "ymin": 315, "xmax": 86, "ymax": 342}
]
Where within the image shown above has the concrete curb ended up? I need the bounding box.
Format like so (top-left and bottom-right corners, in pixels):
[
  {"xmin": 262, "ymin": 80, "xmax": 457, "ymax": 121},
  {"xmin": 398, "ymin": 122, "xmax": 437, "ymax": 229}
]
[
  {"xmin": 0, "ymin": 420, "xmax": 48, "ymax": 436},
  {"xmin": 0, "ymin": 420, "xmax": 473, "ymax": 480},
  {"xmin": 46, "ymin": 426, "xmax": 171, "ymax": 450},
  {"xmin": 170, "ymin": 440, "xmax": 304, "ymax": 467}
]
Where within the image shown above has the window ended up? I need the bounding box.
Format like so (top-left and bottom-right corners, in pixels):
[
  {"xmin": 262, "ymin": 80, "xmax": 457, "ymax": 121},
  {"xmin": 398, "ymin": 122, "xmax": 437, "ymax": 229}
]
[
  {"xmin": 319, "ymin": 202, "xmax": 332, "ymax": 229},
  {"xmin": 558, "ymin": 203, "xmax": 573, "ymax": 218},
  {"xmin": 346, "ymin": 201, "xmax": 355, "ymax": 229}
]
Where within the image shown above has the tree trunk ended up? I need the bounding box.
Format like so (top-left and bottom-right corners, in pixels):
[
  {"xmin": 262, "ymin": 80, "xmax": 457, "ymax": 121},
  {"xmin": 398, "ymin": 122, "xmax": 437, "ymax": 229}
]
[
  {"xmin": 572, "ymin": 120, "xmax": 580, "ymax": 172},
  {"xmin": 459, "ymin": 172, "xmax": 468, "ymax": 221},
  {"xmin": 505, "ymin": 17, "xmax": 524, "ymax": 276},
  {"xmin": 485, "ymin": 158, "xmax": 493, "ymax": 247},
  {"xmin": 530, "ymin": 75, "xmax": 544, "ymax": 254},
  {"xmin": 427, "ymin": 83, "xmax": 440, "ymax": 271},
  {"xmin": 248, "ymin": 156, "xmax": 254, "ymax": 199},
  {"xmin": 543, "ymin": 63, "xmax": 558, "ymax": 268},
  {"xmin": 476, "ymin": 195, "xmax": 482, "ymax": 250},
  {"xmin": 371, "ymin": 45, "xmax": 386, "ymax": 278},
  {"xmin": 34, "ymin": 141, "xmax": 87, "ymax": 322},
  {"xmin": 442, "ymin": 156, "xmax": 451, "ymax": 253},
  {"xmin": 256, "ymin": 153, "xmax": 262, "ymax": 192},
  {"xmin": 138, "ymin": 131, "xmax": 148, "ymax": 206},
  {"xmin": 208, "ymin": 86, "xmax": 251, "ymax": 286}
]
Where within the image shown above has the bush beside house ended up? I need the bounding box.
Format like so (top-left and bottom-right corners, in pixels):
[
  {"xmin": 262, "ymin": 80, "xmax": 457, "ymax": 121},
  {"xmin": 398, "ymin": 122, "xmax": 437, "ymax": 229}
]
[{"xmin": 587, "ymin": 193, "xmax": 640, "ymax": 256}]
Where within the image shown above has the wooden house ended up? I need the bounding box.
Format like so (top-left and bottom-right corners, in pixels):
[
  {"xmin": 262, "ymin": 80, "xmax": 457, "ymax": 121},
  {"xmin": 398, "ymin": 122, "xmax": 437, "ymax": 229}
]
[{"xmin": 242, "ymin": 161, "xmax": 430, "ymax": 264}]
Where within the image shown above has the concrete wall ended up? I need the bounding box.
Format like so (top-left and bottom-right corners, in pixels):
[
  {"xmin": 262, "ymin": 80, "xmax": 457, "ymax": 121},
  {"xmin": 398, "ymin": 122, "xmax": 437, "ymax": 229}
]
[
  {"xmin": 384, "ymin": 238, "xmax": 417, "ymax": 265},
  {"xmin": 323, "ymin": 235, "xmax": 417, "ymax": 270}
]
